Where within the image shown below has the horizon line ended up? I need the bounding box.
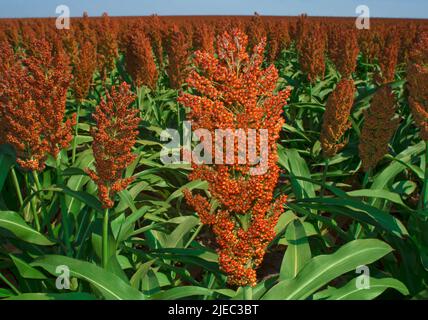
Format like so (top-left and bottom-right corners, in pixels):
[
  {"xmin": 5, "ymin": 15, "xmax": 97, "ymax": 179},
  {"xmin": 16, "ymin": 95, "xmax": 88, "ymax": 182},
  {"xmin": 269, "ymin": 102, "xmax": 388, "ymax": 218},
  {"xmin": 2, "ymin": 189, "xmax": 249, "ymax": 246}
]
[{"xmin": 1, "ymin": 14, "xmax": 427, "ymax": 20}]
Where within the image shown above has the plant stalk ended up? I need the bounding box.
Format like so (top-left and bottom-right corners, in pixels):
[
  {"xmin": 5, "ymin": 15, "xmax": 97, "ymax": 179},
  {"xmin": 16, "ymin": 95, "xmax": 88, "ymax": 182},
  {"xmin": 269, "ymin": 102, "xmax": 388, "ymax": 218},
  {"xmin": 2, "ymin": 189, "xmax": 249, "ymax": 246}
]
[
  {"xmin": 320, "ymin": 158, "xmax": 329, "ymax": 198},
  {"xmin": 362, "ymin": 168, "xmax": 372, "ymax": 189},
  {"xmin": 184, "ymin": 224, "xmax": 203, "ymax": 248},
  {"xmin": 102, "ymin": 208, "xmax": 109, "ymax": 269},
  {"xmin": 32, "ymin": 170, "xmax": 51, "ymax": 231},
  {"xmin": 420, "ymin": 141, "xmax": 428, "ymax": 212},
  {"xmin": 0, "ymin": 271, "xmax": 21, "ymax": 295},
  {"xmin": 28, "ymin": 172, "xmax": 41, "ymax": 232},
  {"xmin": 56, "ymin": 157, "xmax": 72, "ymax": 256},
  {"xmin": 71, "ymin": 102, "xmax": 81, "ymax": 164},
  {"xmin": 31, "ymin": 170, "xmax": 43, "ymax": 194},
  {"xmin": 10, "ymin": 167, "xmax": 24, "ymax": 208}
]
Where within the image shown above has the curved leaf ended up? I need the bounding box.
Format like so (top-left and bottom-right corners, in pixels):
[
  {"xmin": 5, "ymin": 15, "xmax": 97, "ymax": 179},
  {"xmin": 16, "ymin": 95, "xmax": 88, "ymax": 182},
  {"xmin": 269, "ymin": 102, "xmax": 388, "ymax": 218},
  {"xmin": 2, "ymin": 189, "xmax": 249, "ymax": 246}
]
[
  {"xmin": 280, "ymin": 219, "xmax": 311, "ymax": 281},
  {"xmin": 262, "ymin": 239, "xmax": 393, "ymax": 300},
  {"xmin": 0, "ymin": 211, "xmax": 54, "ymax": 246},
  {"xmin": 6, "ymin": 293, "xmax": 96, "ymax": 300},
  {"xmin": 314, "ymin": 277, "xmax": 408, "ymax": 300},
  {"xmin": 31, "ymin": 255, "xmax": 145, "ymax": 300}
]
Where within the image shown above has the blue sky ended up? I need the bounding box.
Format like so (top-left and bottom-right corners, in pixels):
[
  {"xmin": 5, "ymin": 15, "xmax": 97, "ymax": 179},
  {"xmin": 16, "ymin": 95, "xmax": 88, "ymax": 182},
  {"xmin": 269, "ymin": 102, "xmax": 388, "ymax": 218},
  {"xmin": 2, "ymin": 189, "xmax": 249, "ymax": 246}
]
[{"xmin": 0, "ymin": 0, "xmax": 427, "ymax": 19}]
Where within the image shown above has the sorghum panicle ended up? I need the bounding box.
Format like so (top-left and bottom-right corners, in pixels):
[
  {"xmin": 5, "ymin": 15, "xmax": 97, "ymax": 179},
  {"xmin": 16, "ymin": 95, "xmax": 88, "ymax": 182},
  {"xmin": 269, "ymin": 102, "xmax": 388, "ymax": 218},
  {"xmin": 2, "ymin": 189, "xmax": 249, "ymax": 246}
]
[
  {"xmin": 179, "ymin": 29, "xmax": 290, "ymax": 287},
  {"xmin": 359, "ymin": 86, "xmax": 400, "ymax": 171},
  {"xmin": 87, "ymin": 82, "xmax": 140, "ymax": 208},
  {"xmin": 328, "ymin": 27, "xmax": 359, "ymax": 78},
  {"xmin": 61, "ymin": 29, "xmax": 79, "ymax": 64},
  {"xmin": 266, "ymin": 21, "xmax": 290, "ymax": 63},
  {"xmin": 0, "ymin": 39, "xmax": 74, "ymax": 170},
  {"xmin": 298, "ymin": 22, "xmax": 327, "ymax": 83},
  {"xmin": 407, "ymin": 32, "xmax": 428, "ymax": 140},
  {"xmin": 246, "ymin": 13, "xmax": 266, "ymax": 50},
  {"xmin": 145, "ymin": 15, "xmax": 165, "ymax": 67},
  {"xmin": 377, "ymin": 31, "xmax": 399, "ymax": 84},
  {"xmin": 165, "ymin": 25, "xmax": 191, "ymax": 89},
  {"xmin": 320, "ymin": 78, "xmax": 356, "ymax": 157},
  {"xmin": 24, "ymin": 39, "xmax": 75, "ymax": 158},
  {"xmin": 73, "ymin": 40, "xmax": 97, "ymax": 101},
  {"xmin": 193, "ymin": 23, "xmax": 215, "ymax": 55},
  {"xmin": 96, "ymin": 13, "xmax": 119, "ymax": 80},
  {"xmin": 358, "ymin": 29, "xmax": 382, "ymax": 64},
  {"xmin": 124, "ymin": 25, "xmax": 158, "ymax": 89}
]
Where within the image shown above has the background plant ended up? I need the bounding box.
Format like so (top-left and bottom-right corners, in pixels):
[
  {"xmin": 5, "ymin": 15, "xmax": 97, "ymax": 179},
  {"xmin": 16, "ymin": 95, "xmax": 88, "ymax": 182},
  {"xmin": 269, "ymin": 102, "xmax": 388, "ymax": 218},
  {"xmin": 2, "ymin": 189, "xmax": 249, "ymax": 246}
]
[{"xmin": 0, "ymin": 14, "xmax": 427, "ymax": 301}]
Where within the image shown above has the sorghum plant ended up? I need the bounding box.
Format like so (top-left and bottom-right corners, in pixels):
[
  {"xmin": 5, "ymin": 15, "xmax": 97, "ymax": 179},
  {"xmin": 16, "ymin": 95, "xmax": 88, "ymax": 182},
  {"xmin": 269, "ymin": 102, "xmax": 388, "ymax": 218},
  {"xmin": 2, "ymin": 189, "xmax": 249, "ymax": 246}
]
[
  {"xmin": 266, "ymin": 21, "xmax": 290, "ymax": 63},
  {"xmin": 246, "ymin": 13, "xmax": 266, "ymax": 50},
  {"xmin": 73, "ymin": 40, "xmax": 97, "ymax": 102},
  {"xmin": 320, "ymin": 79, "xmax": 356, "ymax": 157},
  {"xmin": 95, "ymin": 13, "xmax": 119, "ymax": 80},
  {"xmin": 358, "ymin": 29, "xmax": 382, "ymax": 64},
  {"xmin": 145, "ymin": 15, "xmax": 165, "ymax": 67},
  {"xmin": 179, "ymin": 29, "xmax": 290, "ymax": 287},
  {"xmin": 0, "ymin": 39, "xmax": 74, "ymax": 171},
  {"xmin": 320, "ymin": 25, "xmax": 359, "ymax": 159},
  {"xmin": 377, "ymin": 31, "xmax": 400, "ymax": 84},
  {"xmin": 87, "ymin": 82, "xmax": 140, "ymax": 209},
  {"xmin": 298, "ymin": 22, "xmax": 327, "ymax": 83},
  {"xmin": 358, "ymin": 31, "xmax": 400, "ymax": 171},
  {"xmin": 193, "ymin": 23, "xmax": 215, "ymax": 55},
  {"xmin": 124, "ymin": 25, "xmax": 158, "ymax": 90},
  {"xmin": 165, "ymin": 25, "xmax": 191, "ymax": 89},
  {"xmin": 328, "ymin": 28, "xmax": 359, "ymax": 78},
  {"xmin": 0, "ymin": 41, "xmax": 38, "ymax": 155},
  {"xmin": 359, "ymin": 86, "xmax": 400, "ymax": 171},
  {"xmin": 407, "ymin": 32, "xmax": 428, "ymax": 141}
]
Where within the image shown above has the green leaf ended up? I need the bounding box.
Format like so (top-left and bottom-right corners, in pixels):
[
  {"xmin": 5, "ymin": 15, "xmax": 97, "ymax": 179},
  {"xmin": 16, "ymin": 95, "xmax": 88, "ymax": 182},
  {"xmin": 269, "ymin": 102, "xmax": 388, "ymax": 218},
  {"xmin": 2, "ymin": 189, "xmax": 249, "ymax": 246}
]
[
  {"xmin": 31, "ymin": 255, "xmax": 145, "ymax": 300},
  {"xmin": 0, "ymin": 288, "xmax": 13, "ymax": 298},
  {"xmin": 165, "ymin": 216, "xmax": 200, "ymax": 248},
  {"xmin": 278, "ymin": 147, "xmax": 316, "ymax": 200},
  {"xmin": 280, "ymin": 219, "xmax": 311, "ymax": 281},
  {"xmin": 0, "ymin": 211, "xmax": 54, "ymax": 246},
  {"xmin": 347, "ymin": 189, "xmax": 413, "ymax": 212},
  {"xmin": 150, "ymin": 286, "xmax": 219, "ymax": 300},
  {"xmin": 262, "ymin": 239, "xmax": 393, "ymax": 300},
  {"xmin": 295, "ymin": 197, "xmax": 408, "ymax": 237},
  {"xmin": 372, "ymin": 141, "xmax": 425, "ymax": 191},
  {"xmin": 314, "ymin": 277, "xmax": 409, "ymax": 300},
  {"xmin": 10, "ymin": 254, "xmax": 47, "ymax": 279},
  {"xmin": 166, "ymin": 180, "xmax": 208, "ymax": 203},
  {"xmin": 0, "ymin": 153, "xmax": 14, "ymax": 192},
  {"xmin": 6, "ymin": 293, "xmax": 96, "ymax": 300}
]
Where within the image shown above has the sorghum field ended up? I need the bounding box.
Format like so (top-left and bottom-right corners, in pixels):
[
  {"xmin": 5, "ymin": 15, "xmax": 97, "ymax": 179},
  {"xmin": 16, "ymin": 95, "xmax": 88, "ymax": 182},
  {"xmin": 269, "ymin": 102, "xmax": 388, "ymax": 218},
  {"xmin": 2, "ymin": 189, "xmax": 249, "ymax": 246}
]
[{"xmin": 0, "ymin": 13, "xmax": 427, "ymax": 301}]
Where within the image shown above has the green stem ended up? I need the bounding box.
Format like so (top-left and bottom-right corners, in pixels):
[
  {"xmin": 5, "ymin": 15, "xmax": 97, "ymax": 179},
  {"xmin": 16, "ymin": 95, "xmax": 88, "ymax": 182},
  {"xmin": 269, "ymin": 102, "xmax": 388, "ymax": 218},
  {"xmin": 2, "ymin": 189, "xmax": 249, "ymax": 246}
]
[
  {"xmin": 362, "ymin": 168, "xmax": 372, "ymax": 189},
  {"xmin": 28, "ymin": 172, "xmax": 41, "ymax": 232},
  {"xmin": 102, "ymin": 208, "xmax": 109, "ymax": 269},
  {"xmin": 71, "ymin": 102, "xmax": 81, "ymax": 164},
  {"xmin": 10, "ymin": 167, "xmax": 24, "ymax": 208},
  {"xmin": 420, "ymin": 141, "xmax": 428, "ymax": 212},
  {"xmin": 56, "ymin": 157, "xmax": 72, "ymax": 256},
  {"xmin": 31, "ymin": 170, "xmax": 42, "ymax": 193},
  {"xmin": 320, "ymin": 158, "xmax": 329, "ymax": 198},
  {"xmin": 31, "ymin": 170, "xmax": 50, "ymax": 231},
  {"xmin": 0, "ymin": 271, "xmax": 21, "ymax": 295},
  {"xmin": 243, "ymin": 286, "xmax": 253, "ymax": 300},
  {"xmin": 184, "ymin": 224, "xmax": 203, "ymax": 248},
  {"xmin": 364, "ymin": 56, "xmax": 369, "ymax": 82}
]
